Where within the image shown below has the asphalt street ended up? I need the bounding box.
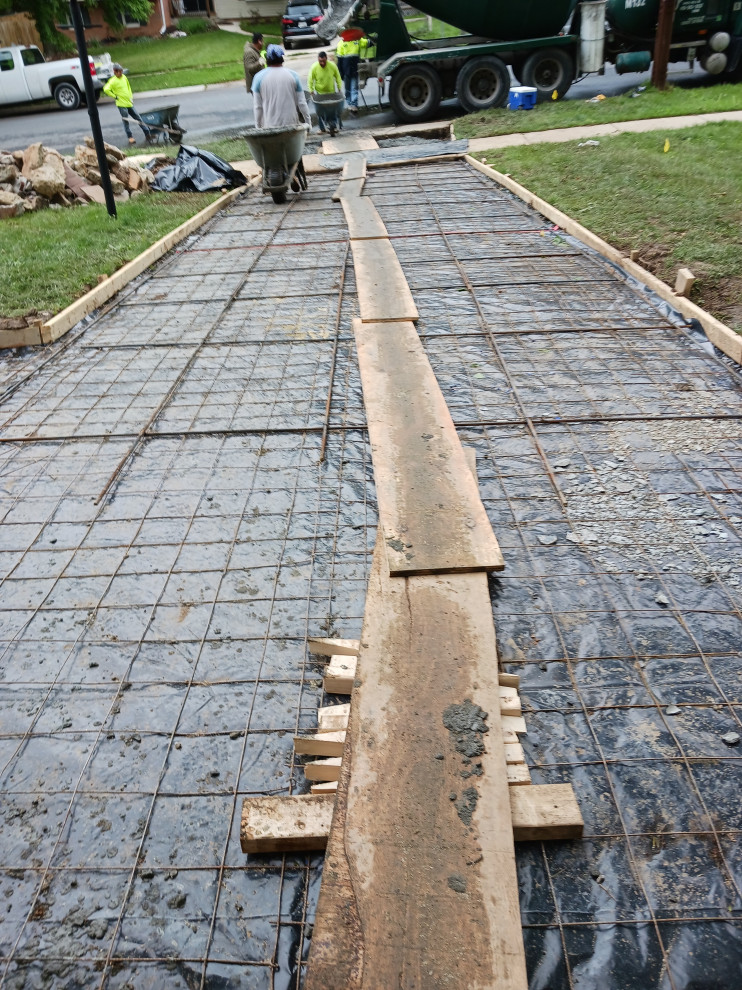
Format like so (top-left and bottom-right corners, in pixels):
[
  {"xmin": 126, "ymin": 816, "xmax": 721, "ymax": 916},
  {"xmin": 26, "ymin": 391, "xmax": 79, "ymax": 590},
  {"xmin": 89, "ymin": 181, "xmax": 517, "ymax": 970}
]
[{"xmin": 0, "ymin": 47, "xmax": 707, "ymax": 156}]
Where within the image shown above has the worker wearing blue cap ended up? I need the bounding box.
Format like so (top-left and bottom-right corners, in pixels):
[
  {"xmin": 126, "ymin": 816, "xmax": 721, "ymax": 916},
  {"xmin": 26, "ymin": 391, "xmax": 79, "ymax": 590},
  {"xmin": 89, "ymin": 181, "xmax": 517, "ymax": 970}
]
[{"xmin": 252, "ymin": 45, "xmax": 311, "ymax": 130}]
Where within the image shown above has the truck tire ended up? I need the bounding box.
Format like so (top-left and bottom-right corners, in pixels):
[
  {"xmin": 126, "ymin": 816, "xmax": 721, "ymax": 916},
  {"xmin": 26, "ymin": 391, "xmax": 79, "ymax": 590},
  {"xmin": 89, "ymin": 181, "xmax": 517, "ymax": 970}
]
[
  {"xmin": 521, "ymin": 48, "xmax": 574, "ymax": 102},
  {"xmin": 456, "ymin": 56, "xmax": 509, "ymax": 113},
  {"xmin": 389, "ymin": 64, "xmax": 442, "ymax": 122},
  {"xmin": 54, "ymin": 81, "xmax": 82, "ymax": 111}
]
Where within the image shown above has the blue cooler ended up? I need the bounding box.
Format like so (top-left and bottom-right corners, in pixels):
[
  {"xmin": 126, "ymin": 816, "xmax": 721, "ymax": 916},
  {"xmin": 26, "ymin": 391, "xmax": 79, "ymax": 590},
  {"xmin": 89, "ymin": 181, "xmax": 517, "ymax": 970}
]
[{"xmin": 508, "ymin": 86, "xmax": 538, "ymax": 110}]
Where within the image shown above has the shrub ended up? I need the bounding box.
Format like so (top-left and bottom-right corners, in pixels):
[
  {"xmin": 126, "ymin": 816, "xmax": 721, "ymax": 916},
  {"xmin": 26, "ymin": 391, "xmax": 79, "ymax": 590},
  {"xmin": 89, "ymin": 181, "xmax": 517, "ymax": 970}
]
[{"xmin": 179, "ymin": 17, "xmax": 216, "ymax": 35}]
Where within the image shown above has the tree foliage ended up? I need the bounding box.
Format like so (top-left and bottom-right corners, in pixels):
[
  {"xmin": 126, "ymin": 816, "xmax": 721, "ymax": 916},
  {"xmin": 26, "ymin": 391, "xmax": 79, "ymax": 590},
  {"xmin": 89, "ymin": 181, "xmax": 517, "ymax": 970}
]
[{"xmin": 0, "ymin": 0, "xmax": 155, "ymax": 52}]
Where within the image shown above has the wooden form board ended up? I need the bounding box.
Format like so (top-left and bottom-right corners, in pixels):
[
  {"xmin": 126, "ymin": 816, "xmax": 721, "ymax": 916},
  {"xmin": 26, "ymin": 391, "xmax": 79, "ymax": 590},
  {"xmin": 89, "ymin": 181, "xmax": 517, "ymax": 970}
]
[
  {"xmin": 240, "ymin": 783, "xmax": 581, "ymax": 853},
  {"xmin": 353, "ymin": 319, "xmax": 504, "ymax": 575},
  {"xmin": 322, "ymin": 133, "xmax": 379, "ymax": 154},
  {"xmin": 305, "ymin": 538, "xmax": 528, "ymax": 990},
  {"xmin": 350, "ymin": 242, "xmax": 419, "ymax": 323},
  {"xmin": 332, "ymin": 177, "xmax": 365, "ymax": 202},
  {"xmin": 340, "ymin": 196, "xmax": 388, "ymax": 240}
]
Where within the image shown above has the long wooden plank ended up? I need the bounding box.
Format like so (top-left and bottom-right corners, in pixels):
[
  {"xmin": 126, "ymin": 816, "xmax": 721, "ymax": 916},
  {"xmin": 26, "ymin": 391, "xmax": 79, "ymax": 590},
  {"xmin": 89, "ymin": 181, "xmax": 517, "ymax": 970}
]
[
  {"xmin": 240, "ymin": 795, "xmax": 333, "ymax": 853},
  {"xmin": 305, "ymin": 538, "xmax": 528, "ymax": 990},
  {"xmin": 332, "ymin": 177, "xmax": 365, "ymax": 202},
  {"xmin": 341, "ymin": 197, "xmax": 388, "ymax": 240},
  {"xmin": 353, "ymin": 318, "xmax": 504, "ymax": 575},
  {"xmin": 350, "ymin": 241, "xmax": 419, "ymax": 323},
  {"xmin": 341, "ymin": 155, "xmax": 367, "ymax": 180},
  {"xmin": 323, "ymin": 134, "xmax": 379, "ymax": 154}
]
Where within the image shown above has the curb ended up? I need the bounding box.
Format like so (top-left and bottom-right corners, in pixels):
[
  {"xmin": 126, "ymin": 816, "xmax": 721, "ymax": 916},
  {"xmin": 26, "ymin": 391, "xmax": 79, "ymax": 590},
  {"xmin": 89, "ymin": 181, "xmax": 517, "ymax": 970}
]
[
  {"xmin": 465, "ymin": 154, "xmax": 741, "ymax": 366},
  {"xmin": 0, "ymin": 182, "xmax": 253, "ymax": 351}
]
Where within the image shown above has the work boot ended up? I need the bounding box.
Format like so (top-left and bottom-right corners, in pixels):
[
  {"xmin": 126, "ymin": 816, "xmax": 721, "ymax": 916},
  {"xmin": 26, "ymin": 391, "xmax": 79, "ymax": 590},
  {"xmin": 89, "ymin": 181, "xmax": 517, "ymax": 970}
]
[
  {"xmin": 290, "ymin": 177, "xmax": 300, "ymax": 192},
  {"xmin": 128, "ymin": 137, "xmax": 136, "ymax": 145}
]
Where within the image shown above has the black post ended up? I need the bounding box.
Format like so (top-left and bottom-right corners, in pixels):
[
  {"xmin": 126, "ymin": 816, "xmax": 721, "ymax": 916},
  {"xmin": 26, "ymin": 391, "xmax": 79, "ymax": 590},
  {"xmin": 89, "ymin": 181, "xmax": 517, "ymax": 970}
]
[
  {"xmin": 651, "ymin": 0, "xmax": 677, "ymax": 90},
  {"xmin": 70, "ymin": 0, "xmax": 117, "ymax": 218}
]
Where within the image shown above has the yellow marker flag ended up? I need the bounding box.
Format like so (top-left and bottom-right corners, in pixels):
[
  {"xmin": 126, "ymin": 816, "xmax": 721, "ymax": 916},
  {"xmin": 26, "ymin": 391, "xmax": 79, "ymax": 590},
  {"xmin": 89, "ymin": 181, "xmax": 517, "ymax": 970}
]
[
  {"xmin": 552, "ymin": 89, "xmax": 558, "ymax": 100},
  {"xmin": 663, "ymin": 138, "xmax": 670, "ymax": 153}
]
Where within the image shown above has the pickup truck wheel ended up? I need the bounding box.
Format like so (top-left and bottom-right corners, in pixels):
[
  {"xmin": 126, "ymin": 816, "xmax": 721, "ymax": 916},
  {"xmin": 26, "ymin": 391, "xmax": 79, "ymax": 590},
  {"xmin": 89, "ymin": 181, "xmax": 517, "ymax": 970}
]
[
  {"xmin": 389, "ymin": 64, "xmax": 441, "ymax": 122},
  {"xmin": 456, "ymin": 56, "xmax": 509, "ymax": 113},
  {"xmin": 54, "ymin": 82, "xmax": 81, "ymax": 110},
  {"xmin": 521, "ymin": 48, "xmax": 574, "ymax": 102}
]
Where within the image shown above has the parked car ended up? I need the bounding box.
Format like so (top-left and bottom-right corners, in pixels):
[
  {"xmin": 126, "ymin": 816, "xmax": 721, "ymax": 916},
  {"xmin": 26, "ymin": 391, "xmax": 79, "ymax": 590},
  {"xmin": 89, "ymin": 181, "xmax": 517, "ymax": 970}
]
[
  {"xmin": 281, "ymin": 1, "xmax": 324, "ymax": 50},
  {"xmin": 0, "ymin": 45, "xmax": 114, "ymax": 111}
]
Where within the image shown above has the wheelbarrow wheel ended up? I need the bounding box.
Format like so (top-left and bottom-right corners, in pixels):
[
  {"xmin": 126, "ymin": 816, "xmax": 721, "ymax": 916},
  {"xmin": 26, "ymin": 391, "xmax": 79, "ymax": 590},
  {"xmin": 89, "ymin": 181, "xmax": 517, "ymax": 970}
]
[{"xmin": 171, "ymin": 129, "xmax": 184, "ymax": 144}]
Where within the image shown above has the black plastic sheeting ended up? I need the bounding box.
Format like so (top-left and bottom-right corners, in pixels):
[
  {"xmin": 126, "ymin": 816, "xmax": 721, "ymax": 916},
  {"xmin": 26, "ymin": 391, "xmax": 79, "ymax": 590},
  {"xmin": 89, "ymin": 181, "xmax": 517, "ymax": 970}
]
[
  {"xmin": 0, "ymin": 159, "xmax": 740, "ymax": 989},
  {"xmin": 152, "ymin": 145, "xmax": 246, "ymax": 192}
]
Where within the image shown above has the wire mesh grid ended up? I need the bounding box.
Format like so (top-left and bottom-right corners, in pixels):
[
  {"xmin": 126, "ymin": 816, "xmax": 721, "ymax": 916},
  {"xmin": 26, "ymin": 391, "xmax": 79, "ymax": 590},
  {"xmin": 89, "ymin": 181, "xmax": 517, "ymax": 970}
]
[{"xmin": 0, "ymin": 157, "xmax": 741, "ymax": 989}]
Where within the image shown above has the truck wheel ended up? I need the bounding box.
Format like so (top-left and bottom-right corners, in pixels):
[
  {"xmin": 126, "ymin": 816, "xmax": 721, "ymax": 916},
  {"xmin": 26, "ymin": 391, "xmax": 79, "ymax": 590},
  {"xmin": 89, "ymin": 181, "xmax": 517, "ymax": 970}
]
[
  {"xmin": 389, "ymin": 64, "xmax": 442, "ymax": 122},
  {"xmin": 54, "ymin": 82, "xmax": 82, "ymax": 111},
  {"xmin": 456, "ymin": 56, "xmax": 509, "ymax": 113},
  {"xmin": 521, "ymin": 48, "xmax": 574, "ymax": 102}
]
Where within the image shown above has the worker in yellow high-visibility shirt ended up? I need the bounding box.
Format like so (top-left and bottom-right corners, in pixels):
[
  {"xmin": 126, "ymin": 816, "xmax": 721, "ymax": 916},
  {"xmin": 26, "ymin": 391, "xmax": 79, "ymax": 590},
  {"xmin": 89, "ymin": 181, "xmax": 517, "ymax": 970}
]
[
  {"xmin": 307, "ymin": 51, "xmax": 344, "ymax": 134},
  {"xmin": 102, "ymin": 64, "xmax": 152, "ymax": 146}
]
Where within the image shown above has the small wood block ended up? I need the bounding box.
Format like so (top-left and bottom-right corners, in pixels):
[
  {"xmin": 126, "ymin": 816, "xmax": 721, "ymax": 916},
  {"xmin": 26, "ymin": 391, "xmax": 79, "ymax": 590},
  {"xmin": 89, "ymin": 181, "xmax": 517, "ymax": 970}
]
[
  {"xmin": 675, "ymin": 267, "xmax": 695, "ymax": 297},
  {"xmin": 351, "ymin": 244, "xmax": 419, "ymax": 323},
  {"xmin": 499, "ymin": 672, "xmax": 520, "ymax": 689},
  {"xmin": 341, "ymin": 197, "xmax": 388, "ymax": 240},
  {"xmin": 630, "ymin": 249, "xmax": 640, "ymax": 262},
  {"xmin": 318, "ymin": 703, "xmax": 350, "ymax": 732},
  {"xmin": 323, "ymin": 134, "xmax": 379, "ymax": 154},
  {"xmin": 305, "ymin": 757, "xmax": 342, "ymax": 782},
  {"xmin": 510, "ymin": 783, "xmax": 583, "ymax": 840},
  {"xmin": 499, "ymin": 686, "xmax": 522, "ymax": 717},
  {"xmin": 341, "ymin": 156, "xmax": 367, "ymax": 180},
  {"xmin": 240, "ymin": 794, "xmax": 334, "ymax": 853},
  {"xmin": 294, "ymin": 731, "xmax": 346, "ymax": 757},
  {"xmin": 501, "ymin": 714, "xmax": 527, "ymax": 736},
  {"xmin": 323, "ymin": 655, "xmax": 357, "ymax": 695},
  {"xmin": 308, "ymin": 637, "xmax": 359, "ymax": 657},
  {"xmin": 507, "ymin": 764, "xmax": 532, "ymax": 786},
  {"xmin": 311, "ymin": 780, "xmax": 339, "ymax": 795},
  {"xmin": 504, "ymin": 741, "xmax": 525, "ymax": 765},
  {"xmin": 332, "ymin": 177, "xmax": 364, "ymax": 201},
  {"xmin": 502, "ymin": 729, "xmax": 519, "ymax": 745}
]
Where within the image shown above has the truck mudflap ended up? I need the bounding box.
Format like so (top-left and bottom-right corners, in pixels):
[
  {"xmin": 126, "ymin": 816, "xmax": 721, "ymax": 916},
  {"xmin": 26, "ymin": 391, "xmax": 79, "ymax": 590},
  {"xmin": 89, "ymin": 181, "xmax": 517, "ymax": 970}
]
[{"xmin": 377, "ymin": 34, "xmax": 576, "ymax": 78}]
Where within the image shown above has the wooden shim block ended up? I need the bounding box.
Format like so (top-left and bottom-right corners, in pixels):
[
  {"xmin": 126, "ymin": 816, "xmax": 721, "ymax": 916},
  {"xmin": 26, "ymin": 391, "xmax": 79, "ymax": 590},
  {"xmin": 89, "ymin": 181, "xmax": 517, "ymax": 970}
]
[
  {"xmin": 499, "ymin": 672, "xmax": 520, "ymax": 689},
  {"xmin": 353, "ymin": 318, "xmax": 503, "ymax": 576},
  {"xmin": 499, "ymin": 686, "xmax": 522, "ymax": 717},
  {"xmin": 510, "ymin": 783, "xmax": 583, "ymax": 840},
  {"xmin": 0, "ymin": 324, "xmax": 44, "ymax": 350},
  {"xmin": 323, "ymin": 655, "xmax": 357, "ymax": 695},
  {"xmin": 341, "ymin": 155, "xmax": 367, "ymax": 180},
  {"xmin": 341, "ymin": 196, "xmax": 388, "ymax": 240},
  {"xmin": 240, "ymin": 794, "xmax": 334, "ymax": 854},
  {"xmin": 350, "ymin": 243, "xmax": 419, "ymax": 323},
  {"xmin": 502, "ymin": 729, "xmax": 520, "ymax": 745},
  {"xmin": 305, "ymin": 757, "xmax": 342, "ymax": 782},
  {"xmin": 507, "ymin": 764, "xmax": 532, "ymax": 786},
  {"xmin": 501, "ymin": 714, "xmax": 527, "ymax": 735},
  {"xmin": 294, "ymin": 731, "xmax": 346, "ymax": 757},
  {"xmin": 310, "ymin": 780, "xmax": 339, "ymax": 795},
  {"xmin": 323, "ymin": 134, "xmax": 379, "ymax": 154},
  {"xmin": 332, "ymin": 177, "xmax": 364, "ymax": 202},
  {"xmin": 318, "ymin": 703, "xmax": 350, "ymax": 732},
  {"xmin": 305, "ymin": 537, "xmax": 528, "ymax": 990},
  {"xmin": 504, "ymin": 741, "xmax": 525, "ymax": 765},
  {"xmin": 308, "ymin": 637, "xmax": 359, "ymax": 657}
]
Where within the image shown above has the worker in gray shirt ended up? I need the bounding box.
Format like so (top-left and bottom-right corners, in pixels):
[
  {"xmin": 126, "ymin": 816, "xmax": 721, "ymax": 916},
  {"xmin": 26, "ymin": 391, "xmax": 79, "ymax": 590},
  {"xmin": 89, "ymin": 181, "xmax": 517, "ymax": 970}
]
[{"xmin": 252, "ymin": 45, "xmax": 311, "ymax": 129}]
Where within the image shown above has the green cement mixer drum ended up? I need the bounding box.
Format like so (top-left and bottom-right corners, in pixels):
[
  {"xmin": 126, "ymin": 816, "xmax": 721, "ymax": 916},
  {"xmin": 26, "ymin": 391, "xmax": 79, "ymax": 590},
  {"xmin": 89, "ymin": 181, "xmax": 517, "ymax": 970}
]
[
  {"xmin": 411, "ymin": 0, "xmax": 580, "ymax": 40},
  {"xmin": 605, "ymin": 0, "xmax": 726, "ymax": 40}
]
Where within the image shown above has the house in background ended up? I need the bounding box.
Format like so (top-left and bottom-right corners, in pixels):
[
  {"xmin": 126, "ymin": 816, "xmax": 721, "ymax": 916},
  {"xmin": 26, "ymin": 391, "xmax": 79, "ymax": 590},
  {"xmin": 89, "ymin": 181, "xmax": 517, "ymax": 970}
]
[
  {"xmin": 55, "ymin": 0, "xmax": 176, "ymax": 43},
  {"xmin": 212, "ymin": 0, "xmax": 284, "ymax": 18}
]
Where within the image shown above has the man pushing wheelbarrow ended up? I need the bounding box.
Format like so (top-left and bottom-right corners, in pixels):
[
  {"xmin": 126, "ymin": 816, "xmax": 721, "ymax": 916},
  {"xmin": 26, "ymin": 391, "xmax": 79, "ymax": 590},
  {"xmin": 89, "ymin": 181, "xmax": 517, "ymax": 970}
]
[{"xmin": 307, "ymin": 51, "xmax": 344, "ymax": 137}]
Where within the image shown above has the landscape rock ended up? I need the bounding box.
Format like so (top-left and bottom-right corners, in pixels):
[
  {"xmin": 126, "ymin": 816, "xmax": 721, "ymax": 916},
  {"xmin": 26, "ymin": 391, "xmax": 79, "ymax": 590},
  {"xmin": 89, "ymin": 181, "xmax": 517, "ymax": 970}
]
[
  {"xmin": 0, "ymin": 158, "xmax": 18, "ymax": 184},
  {"xmin": 21, "ymin": 142, "xmax": 44, "ymax": 174},
  {"xmin": 26, "ymin": 148, "xmax": 66, "ymax": 198},
  {"xmin": 85, "ymin": 135, "xmax": 125, "ymax": 160},
  {"xmin": 721, "ymin": 732, "xmax": 740, "ymax": 747}
]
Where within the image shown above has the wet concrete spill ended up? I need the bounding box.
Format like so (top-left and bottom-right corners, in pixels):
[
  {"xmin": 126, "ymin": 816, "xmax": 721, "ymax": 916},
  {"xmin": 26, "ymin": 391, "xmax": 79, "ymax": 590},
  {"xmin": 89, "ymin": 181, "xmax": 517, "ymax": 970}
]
[{"xmin": 0, "ymin": 158, "xmax": 741, "ymax": 988}]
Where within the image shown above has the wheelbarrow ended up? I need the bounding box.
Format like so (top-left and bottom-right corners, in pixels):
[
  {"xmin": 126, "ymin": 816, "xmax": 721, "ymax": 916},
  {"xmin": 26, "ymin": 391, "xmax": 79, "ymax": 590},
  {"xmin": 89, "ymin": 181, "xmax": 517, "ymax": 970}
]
[
  {"xmin": 138, "ymin": 105, "xmax": 187, "ymax": 145},
  {"xmin": 312, "ymin": 91, "xmax": 345, "ymax": 137},
  {"xmin": 244, "ymin": 123, "xmax": 309, "ymax": 204}
]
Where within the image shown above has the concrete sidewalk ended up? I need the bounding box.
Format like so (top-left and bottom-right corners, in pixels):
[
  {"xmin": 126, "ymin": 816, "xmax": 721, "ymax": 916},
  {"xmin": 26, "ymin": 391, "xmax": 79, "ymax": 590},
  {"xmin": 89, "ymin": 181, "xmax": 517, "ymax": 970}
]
[{"xmin": 464, "ymin": 109, "xmax": 742, "ymax": 152}]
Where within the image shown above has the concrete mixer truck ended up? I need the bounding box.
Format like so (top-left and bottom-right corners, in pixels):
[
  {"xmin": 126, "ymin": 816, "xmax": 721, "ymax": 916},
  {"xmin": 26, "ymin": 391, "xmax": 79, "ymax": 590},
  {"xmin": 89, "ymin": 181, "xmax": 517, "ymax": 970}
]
[{"xmin": 317, "ymin": 0, "xmax": 742, "ymax": 121}]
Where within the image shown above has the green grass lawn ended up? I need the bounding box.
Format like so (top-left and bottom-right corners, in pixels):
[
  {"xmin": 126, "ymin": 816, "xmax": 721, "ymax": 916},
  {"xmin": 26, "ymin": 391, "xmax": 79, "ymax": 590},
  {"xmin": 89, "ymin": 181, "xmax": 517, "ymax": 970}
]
[
  {"xmin": 455, "ymin": 81, "xmax": 742, "ymax": 139},
  {"xmin": 88, "ymin": 28, "xmax": 280, "ymax": 91},
  {"xmin": 124, "ymin": 136, "xmax": 252, "ymax": 162},
  {"xmin": 0, "ymin": 192, "xmax": 221, "ymax": 318},
  {"xmin": 475, "ymin": 120, "xmax": 742, "ymax": 332}
]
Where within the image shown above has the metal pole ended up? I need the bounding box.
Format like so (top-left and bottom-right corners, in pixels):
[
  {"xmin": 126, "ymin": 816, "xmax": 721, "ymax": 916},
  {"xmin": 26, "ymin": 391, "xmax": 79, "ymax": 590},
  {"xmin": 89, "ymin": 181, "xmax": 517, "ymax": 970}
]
[
  {"xmin": 69, "ymin": 0, "xmax": 117, "ymax": 218},
  {"xmin": 651, "ymin": 0, "xmax": 677, "ymax": 90}
]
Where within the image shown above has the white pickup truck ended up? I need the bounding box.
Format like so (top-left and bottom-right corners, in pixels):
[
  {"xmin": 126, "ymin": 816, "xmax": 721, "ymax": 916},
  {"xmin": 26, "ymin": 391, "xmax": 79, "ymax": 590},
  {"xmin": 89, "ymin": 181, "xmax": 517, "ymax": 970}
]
[{"xmin": 0, "ymin": 44, "xmax": 115, "ymax": 111}]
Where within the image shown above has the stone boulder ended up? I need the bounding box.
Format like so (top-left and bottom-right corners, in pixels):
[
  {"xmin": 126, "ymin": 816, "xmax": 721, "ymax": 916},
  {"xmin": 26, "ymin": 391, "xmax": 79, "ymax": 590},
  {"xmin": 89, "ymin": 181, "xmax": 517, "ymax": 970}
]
[
  {"xmin": 0, "ymin": 155, "xmax": 18, "ymax": 185},
  {"xmin": 0, "ymin": 190, "xmax": 24, "ymax": 218}
]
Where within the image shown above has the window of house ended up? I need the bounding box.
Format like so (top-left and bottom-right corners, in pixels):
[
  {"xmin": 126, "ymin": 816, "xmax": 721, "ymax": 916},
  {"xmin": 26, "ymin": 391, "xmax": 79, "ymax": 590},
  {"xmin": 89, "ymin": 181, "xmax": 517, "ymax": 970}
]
[
  {"xmin": 117, "ymin": 10, "xmax": 149, "ymax": 27},
  {"xmin": 57, "ymin": 4, "xmax": 93, "ymax": 28}
]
